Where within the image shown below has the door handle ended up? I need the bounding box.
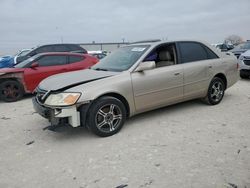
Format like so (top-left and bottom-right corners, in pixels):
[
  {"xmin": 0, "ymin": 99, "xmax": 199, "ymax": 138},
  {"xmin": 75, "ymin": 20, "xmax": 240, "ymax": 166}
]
[
  {"xmin": 208, "ymin": 65, "xmax": 212, "ymax": 68},
  {"xmin": 174, "ymin": 72, "xmax": 180, "ymax": 76}
]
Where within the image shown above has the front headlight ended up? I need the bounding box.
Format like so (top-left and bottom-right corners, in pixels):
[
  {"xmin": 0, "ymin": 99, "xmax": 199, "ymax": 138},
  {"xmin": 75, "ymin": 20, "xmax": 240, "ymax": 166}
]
[
  {"xmin": 44, "ymin": 92, "xmax": 81, "ymax": 106},
  {"xmin": 239, "ymin": 55, "xmax": 245, "ymax": 61}
]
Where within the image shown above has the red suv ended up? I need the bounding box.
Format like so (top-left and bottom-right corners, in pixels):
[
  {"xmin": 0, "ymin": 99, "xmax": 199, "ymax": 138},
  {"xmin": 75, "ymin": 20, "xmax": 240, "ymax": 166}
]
[{"xmin": 0, "ymin": 52, "xmax": 98, "ymax": 102}]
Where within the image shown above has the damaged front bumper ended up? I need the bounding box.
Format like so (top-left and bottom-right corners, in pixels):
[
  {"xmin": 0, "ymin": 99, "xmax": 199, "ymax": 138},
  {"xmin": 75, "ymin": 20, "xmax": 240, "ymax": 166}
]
[{"xmin": 32, "ymin": 97, "xmax": 81, "ymax": 127}]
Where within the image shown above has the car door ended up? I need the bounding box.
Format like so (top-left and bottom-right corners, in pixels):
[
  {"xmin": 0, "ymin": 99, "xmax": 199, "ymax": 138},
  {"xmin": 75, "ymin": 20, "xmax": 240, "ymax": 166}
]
[
  {"xmin": 177, "ymin": 42, "xmax": 218, "ymax": 100},
  {"xmin": 23, "ymin": 55, "xmax": 69, "ymax": 92},
  {"xmin": 131, "ymin": 44, "xmax": 183, "ymax": 113}
]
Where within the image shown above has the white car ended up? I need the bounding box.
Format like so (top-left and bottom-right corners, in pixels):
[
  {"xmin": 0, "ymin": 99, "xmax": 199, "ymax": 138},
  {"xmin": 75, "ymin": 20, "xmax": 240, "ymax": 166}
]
[
  {"xmin": 239, "ymin": 50, "xmax": 250, "ymax": 78},
  {"xmin": 14, "ymin": 49, "xmax": 31, "ymax": 64}
]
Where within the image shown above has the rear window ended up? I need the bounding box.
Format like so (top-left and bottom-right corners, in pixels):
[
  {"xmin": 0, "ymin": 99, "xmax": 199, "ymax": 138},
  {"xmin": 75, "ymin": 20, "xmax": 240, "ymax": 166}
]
[
  {"xmin": 179, "ymin": 42, "xmax": 217, "ymax": 63},
  {"xmin": 53, "ymin": 45, "xmax": 69, "ymax": 52},
  {"xmin": 37, "ymin": 55, "xmax": 67, "ymax": 66},
  {"xmin": 69, "ymin": 55, "xmax": 84, "ymax": 63},
  {"xmin": 68, "ymin": 45, "xmax": 87, "ymax": 53},
  {"xmin": 35, "ymin": 46, "xmax": 54, "ymax": 53},
  {"xmin": 204, "ymin": 46, "xmax": 218, "ymax": 59}
]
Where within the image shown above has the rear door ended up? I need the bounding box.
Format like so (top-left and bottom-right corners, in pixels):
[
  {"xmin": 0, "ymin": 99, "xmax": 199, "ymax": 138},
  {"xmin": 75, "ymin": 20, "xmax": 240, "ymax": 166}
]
[
  {"xmin": 176, "ymin": 42, "xmax": 219, "ymax": 100},
  {"xmin": 23, "ymin": 55, "xmax": 68, "ymax": 92}
]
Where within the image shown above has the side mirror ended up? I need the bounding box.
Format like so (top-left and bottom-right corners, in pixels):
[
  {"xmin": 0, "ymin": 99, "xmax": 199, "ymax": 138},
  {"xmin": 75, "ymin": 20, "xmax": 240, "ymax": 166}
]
[
  {"xmin": 135, "ymin": 61, "xmax": 155, "ymax": 72},
  {"xmin": 31, "ymin": 62, "xmax": 39, "ymax": 69}
]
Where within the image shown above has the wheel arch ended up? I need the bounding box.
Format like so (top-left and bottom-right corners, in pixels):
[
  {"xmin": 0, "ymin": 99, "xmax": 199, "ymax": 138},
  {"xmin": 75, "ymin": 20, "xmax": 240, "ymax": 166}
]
[
  {"xmin": 214, "ymin": 73, "xmax": 227, "ymax": 89},
  {"xmin": 96, "ymin": 92, "xmax": 130, "ymax": 118},
  {"xmin": 0, "ymin": 73, "xmax": 27, "ymax": 92}
]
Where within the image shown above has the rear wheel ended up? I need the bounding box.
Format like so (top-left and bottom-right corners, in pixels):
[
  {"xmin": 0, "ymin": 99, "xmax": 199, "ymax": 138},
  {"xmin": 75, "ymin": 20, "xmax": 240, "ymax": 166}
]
[
  {"xmin": 86, "ymin": 96, "xmax": 126, "ymax": 137},
  {"xmin": 203, "ymin": 77, "xmax": 225, "ymax": 105},
  {"xmin": 0, "ymin": 80, "xmax": 24, "ymax": 102}
]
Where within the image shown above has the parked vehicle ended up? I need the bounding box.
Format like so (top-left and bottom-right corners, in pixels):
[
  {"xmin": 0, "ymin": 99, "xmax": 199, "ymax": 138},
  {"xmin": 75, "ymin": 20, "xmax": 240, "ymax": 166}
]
[
  {"xmin": 16, "ymin": 44, "xmax": 87, "ymax": 64},
  {"xmin": 238, "ymin": 50, "xmax": 250, "ymax": 78},
  {"xmin": 230, "ymin": 41, "xmax": 250, "ymax": 59},
  {"xmin": 0, "ymin": 49, "xmax": 31, "ymax": 68},
  {"xmin": 0, "ymin": 52, "xmax": 98, "ymax": 102},
  {"xmin": 213, "ymin": 43, "xmax": 234, "ymax": 52},
  {"xmin": 88, "ymin": 51, "xmax": 107, "ymax": 59},
  {"xmin": 33, "ymin": 40, "xmax": 239, "ymax": 137}
]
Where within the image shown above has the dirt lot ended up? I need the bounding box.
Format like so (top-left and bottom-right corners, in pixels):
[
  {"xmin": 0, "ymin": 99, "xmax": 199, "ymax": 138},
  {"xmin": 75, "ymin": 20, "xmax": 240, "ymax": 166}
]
[{"xmin": 0, "ymin": 79, "xmax": 249, "ymax": 188}]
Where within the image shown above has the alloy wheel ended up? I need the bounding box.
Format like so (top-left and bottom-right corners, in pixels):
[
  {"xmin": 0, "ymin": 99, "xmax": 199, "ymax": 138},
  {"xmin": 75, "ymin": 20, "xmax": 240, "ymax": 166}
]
[
  {"xmin": 95, "ymin": 104, "xmax": 123, "ymax": 133},
  {"xmin": 210, "ymin": 81, "xmax": 224, "ymax": 102}
]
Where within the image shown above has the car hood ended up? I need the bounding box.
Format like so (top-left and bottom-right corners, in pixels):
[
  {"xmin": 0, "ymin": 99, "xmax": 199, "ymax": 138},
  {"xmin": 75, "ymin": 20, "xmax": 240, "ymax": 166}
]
[
  {"xmin": 0, "ymin": 68, "xmax": 25, "ymax": 74},
  {"xmin": 230, "ymin": 48, "xmax": 247, "ymax": 54},
  {"xmin": 38, "ymin": 69, "xmax": 119, "ymax": 91},
  {"xmin": 240, "ymin": 50, "xmax": 250, "ymax": 57}
]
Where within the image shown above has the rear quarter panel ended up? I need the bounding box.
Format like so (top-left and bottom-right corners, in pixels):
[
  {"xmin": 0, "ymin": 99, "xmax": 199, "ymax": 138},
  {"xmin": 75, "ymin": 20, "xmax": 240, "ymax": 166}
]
[{"xmin": 211, "ymin": 53, "xmax": 239, "ymax": 89}]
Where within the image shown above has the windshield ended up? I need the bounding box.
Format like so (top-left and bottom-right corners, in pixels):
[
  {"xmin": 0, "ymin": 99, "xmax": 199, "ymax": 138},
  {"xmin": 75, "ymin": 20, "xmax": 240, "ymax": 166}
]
[
  {"xmin": 18, "ymin": 49, "xmax": 31, "ymax": 57},
  {"xmin": 14, "ymin": 54, "xmax": 39, "ymax": 68},
  {"xmin": 14, "ymin": 49, "xmax": 31, "ymax": 57},
  {"xmin": 234, "ymin": 42, "xmax": 250, "ymax": 50},
  {"xmin": 91, "ymin": 45, "xmax": 149, "ymax": 72}
]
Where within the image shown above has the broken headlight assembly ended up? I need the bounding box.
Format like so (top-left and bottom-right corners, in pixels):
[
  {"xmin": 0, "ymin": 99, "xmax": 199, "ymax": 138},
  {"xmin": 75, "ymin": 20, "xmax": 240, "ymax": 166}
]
[{"xmin": 44, "ymin": 92, "xmax": 81, "ymax": 107}]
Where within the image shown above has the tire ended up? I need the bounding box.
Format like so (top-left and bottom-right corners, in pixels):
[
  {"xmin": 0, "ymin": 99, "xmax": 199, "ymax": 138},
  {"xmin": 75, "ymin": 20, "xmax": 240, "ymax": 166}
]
[
  {"xmin": 86, "ymin": 96, "xmax": 126, "ymax": 137},
  {"xmin": 203, "ymin": 77, "xmax": 225, "ymax": 105},
  {"xmin": 240, "ymin": 72, "xmax": 249, "ymax": 79},
  {"xmin": 0, "ymin": 80, "xmax": 24, "ymax": 102}
]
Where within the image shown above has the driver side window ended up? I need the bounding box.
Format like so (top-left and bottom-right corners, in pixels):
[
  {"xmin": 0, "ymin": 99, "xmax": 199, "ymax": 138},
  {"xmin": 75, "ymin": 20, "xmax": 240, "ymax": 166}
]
[{"xmin": 144, "ymin": 43, "xmax": 177, "ymax": 68}]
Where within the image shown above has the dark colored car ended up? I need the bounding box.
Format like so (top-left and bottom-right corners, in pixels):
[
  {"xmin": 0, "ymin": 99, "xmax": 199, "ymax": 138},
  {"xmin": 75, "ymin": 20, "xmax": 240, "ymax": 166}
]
[
  {"xmin": 230, "ymin": 41, "xmax": 250, "ymax": 59},
  {"xmin": 16, "ymin": 44, "xmax": 87, "ymax": 64},
  {"xmin": 0, "ymin": 52, "xmax": 98, "ymax": 102},
  {"xmin": 216, "ymin": 43, "xmax": 234, "ymax": 52}
]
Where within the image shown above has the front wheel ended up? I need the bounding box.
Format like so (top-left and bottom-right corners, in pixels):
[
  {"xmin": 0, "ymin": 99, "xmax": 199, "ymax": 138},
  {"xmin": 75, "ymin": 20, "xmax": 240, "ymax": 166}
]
[
  {"xmin": 0, "ymin": 80, "xmax": 24, "ymax": 102},
  {"xmin": 86, "ymin": 96, "xmax": 126, "ymax": 137},
  {"xmin": 203, "ymin": 77, "xmax": 225, "ymax": 105}
]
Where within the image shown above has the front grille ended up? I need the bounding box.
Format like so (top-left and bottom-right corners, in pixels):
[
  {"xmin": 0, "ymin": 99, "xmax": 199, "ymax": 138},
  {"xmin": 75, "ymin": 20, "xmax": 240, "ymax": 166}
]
[{"xmin": 243, "ymin": 60, "xmax": 250, "ymax": 66}]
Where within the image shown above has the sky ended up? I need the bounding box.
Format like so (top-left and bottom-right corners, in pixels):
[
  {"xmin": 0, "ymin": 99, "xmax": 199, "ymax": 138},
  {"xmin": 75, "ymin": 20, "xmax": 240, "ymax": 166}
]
[{"xmin": 0, "ymin": 0, "xmax": 250, "ymax": 55}]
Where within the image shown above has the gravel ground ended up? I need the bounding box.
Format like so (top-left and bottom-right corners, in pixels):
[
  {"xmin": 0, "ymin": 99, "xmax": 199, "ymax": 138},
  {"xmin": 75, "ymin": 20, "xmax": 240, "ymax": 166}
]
[{"xmin": 0, "ymin": 79, "xmax": 250, "ymax": 188}]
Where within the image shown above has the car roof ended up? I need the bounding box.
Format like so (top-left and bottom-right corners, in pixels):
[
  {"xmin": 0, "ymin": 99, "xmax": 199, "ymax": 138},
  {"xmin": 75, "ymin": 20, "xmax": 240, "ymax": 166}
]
[
  {"xmin": 38, "ymin": 43, "xmax": 81, "ymax": 46},
  {"xmin": 37, "ymin": 52, "xmax": 85, "ymax": 56},
  {"xmin": 127, "ymin": 39, "xmax": 209, "ymax": 47}
]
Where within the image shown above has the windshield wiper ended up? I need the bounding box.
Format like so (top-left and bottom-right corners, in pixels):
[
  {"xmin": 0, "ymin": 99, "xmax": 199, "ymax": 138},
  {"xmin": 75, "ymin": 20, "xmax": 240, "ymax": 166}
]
[{"xmin": 94, "ymin": 68, "xmax": 109, "ymax": 71}]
